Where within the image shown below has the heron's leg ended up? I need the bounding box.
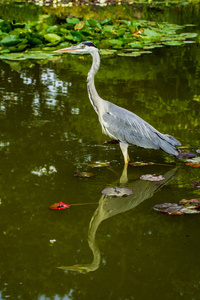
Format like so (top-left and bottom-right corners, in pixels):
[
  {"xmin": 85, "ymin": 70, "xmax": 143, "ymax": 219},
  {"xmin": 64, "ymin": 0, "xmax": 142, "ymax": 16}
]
[{"xmin": 119, "ymin": 142, "xmax": 130, "ymax": 165}]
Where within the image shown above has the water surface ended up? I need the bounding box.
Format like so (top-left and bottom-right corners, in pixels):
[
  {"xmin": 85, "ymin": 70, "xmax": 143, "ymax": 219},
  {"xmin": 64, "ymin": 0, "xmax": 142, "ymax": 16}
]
[{"xmin": 1, "ymin": 20, "xmax": 200, "ymax": 300}]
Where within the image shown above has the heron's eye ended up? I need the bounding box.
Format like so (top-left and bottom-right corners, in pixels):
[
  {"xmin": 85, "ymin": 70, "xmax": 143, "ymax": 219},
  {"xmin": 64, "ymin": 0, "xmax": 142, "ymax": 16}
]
[{"xmin": 78, "ymin": 44, "xmax": 85, "ymax": 49}]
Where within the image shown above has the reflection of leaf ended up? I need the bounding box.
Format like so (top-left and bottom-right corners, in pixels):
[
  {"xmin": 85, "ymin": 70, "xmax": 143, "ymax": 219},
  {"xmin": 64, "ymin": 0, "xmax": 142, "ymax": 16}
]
[
  {"xmin": 74, "ymin": 172, "xmax": 95, "ymax": 178},
  {"xmin": 66, "ymin": 18, "xmax": 80, "ymax": 25},
  {"xmin": 129, "ymin": 161, "xmax": 149, "ymax": 166},
  {"xmin": 87, "ymin": 161, "xmax": 110, "ymax": 167}
]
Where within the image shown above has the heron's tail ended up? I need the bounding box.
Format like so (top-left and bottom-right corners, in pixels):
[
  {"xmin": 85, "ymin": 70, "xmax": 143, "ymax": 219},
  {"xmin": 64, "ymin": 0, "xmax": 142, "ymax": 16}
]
[{"xmin": 158, "ymin": 134, "xmax": 181, "ymax": 156}]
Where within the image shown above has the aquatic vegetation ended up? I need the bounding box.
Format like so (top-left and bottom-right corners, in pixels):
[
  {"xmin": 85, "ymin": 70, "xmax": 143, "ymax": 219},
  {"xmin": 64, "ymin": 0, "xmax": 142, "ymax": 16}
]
[
  {"xmin": 102, "ymin": 186, "xmax": 133, "ymax": 197},
  {"xmin": 0, "ymin": 17, "xmax": 197, "ymax": 61},
  {"xmin": 154, "ymin": 199, "xmax": 200, "ymax": 215},
  {"xmin": 140, "ymin": 174, "xmax": 165, "ymax": 181}
]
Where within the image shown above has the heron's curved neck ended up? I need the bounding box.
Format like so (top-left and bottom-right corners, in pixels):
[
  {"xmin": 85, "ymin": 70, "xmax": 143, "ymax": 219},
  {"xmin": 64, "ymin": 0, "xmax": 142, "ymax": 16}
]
[{"xmin": 87, "ymin": 49, "xmax": 102, "ymax": 113}]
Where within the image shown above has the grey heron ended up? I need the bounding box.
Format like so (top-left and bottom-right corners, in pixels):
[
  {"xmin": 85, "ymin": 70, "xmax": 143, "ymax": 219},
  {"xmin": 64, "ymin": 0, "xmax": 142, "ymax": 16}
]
[{"xmin": 55, "ymin": 41, "xmax": 181, "ymax": 164}]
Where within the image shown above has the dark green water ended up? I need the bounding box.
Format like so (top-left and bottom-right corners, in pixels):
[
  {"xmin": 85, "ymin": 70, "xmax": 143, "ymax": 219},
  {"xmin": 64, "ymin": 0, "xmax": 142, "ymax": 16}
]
[{"xmin": 1, "ymin": 11, "xmax": 200, "ymax": 300}]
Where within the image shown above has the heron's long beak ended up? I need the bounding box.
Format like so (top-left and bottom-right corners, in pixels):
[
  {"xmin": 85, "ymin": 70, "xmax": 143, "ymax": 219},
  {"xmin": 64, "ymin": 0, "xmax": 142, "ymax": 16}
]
[{"xmin": 54, "ymin": 45, "xmax": 79, "ymax": 53}]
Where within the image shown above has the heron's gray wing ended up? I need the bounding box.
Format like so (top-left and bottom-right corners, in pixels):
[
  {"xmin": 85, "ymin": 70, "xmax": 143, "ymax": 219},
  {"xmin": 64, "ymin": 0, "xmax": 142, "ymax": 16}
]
[{"xmin": 102, "ymin": 103, "xmax": 180, "ymax": 154}]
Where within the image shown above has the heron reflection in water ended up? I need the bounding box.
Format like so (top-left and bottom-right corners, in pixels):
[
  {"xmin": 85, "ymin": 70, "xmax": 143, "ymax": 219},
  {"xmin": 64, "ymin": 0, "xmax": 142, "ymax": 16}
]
[
  {"xmin": 58, "ymin": 167, "xmax": 178, "ymax": 274},
  {"xmin": 55, "ymin": 42, "xmax": 181, "ymax": 164}
]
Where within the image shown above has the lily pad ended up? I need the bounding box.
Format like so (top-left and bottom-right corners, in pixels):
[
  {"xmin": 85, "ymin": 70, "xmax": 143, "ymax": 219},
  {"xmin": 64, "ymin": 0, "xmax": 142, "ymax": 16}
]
[
  {"xmin": 154, "ymin": 199, "xmax": 200, "ymax": 215},
  {"xmin": 181, "ymin": 207, "xmax": 200, "ymax": 214},
  {"xmin": 44, "ymin": 33, "xmax": 62, "ymax": 45},
  {"xmin": 102, "ymin": 186, "xmax": 132, "ymax": 197},
  {"xmin": 87, "ymin": 161, "xmax": 110, "ymax": 167},
  {"xmin": 177, "ymin": 152, "xmax": 196, "ymax": 159},
  {"xmin": 1, "ymin": 35, "xmax": 21, "ymax": 46},
  {"xmin": 179, "ymin": 199, "xmax": 200, "ymax": 206},
  {"xmin": 74, "ymin": 172, "xmax": 95, "ymax": 178},
  {"xmin": 74, "ymin": 22, "xmax": 84, "ymax": 31},
  {"xmin": 140, "ymin": 174, "xmax": 165, "ymax": 181},
  {"xmin": 191, "ymin": 182, "xmax": 200, "ymax": 188},
  {"xmin": 118, "ymin": 52, "xmax": 142, "ymax": 57},
  {"xmin": 154, "ymin": 203, "xmax": 184, "ymax": 215},
  {"xmin": 185, "ymin": 157, "xmax": 200, "ymax": 167},
  {"xmin": 49, "ymin": 202, "xmax": 70, "ymax": 210},
  {"xmin": 162, "ymin": 41, "xmax": 184, "ymax": 46}
]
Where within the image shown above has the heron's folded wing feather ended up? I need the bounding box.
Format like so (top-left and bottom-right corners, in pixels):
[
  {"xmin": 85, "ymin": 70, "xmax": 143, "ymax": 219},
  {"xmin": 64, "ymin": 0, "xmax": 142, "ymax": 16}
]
[{"xmin": 102, "ymin": 103, "xmax": 180, "ymax": 151}]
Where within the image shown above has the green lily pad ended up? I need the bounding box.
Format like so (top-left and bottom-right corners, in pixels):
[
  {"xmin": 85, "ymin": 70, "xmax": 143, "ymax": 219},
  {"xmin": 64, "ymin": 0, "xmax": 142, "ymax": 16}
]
[
  {"xmin": 1, "ymin": 34, "xmax": 21, "ymax": 46},
  {"xmin": 118, "ymin": 52, "xmax": 141, "ymax": 57},
  {"xmin": 162, "ymin": 41, "xmax": 184, "ymax": 46},
  {"xmin": 128, "ymin": 42, "xmax": 143, "ymax": 49},
  {"xmin": 87, "ymin": 18, "xmax": 102, "ymax": 30},
  {"xmin": 100, "ymin": 49, "xmax": 117, "ymax": 56},
  {"xmin": 44, "ymin": 33, "xmax": 62, "ymax": 44},
  {"xmin": 66, "ymin": 18, "xmax": 80, "ymax": 25}
]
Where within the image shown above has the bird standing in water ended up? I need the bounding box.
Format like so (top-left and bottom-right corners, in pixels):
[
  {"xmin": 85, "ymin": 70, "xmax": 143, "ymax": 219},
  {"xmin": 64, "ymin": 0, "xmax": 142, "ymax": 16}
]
[{"xmin": 55, "ymin": 42, "xmax": 181, "ymax": 164}]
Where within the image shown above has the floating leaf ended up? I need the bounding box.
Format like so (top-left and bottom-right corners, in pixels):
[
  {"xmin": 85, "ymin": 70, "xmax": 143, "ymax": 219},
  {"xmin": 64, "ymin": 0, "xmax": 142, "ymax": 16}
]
[
  {"xmin": 49, "ymin": 202, "xmax": 70, "ymax": 210},
  {"xmin": 162, "ymin": 41, "xmax": 184, "ymax": 46},
  {"xmin": 181, "ymin": 207, "xmax": 200, "ymax": 214},
  {"xmin": 87, "ymin": 18, "xmax": 102, "ymax": 30},
  {"xmin": 185, "ymin": 157, "xmax": 200, "ymax": 167},
  {"xmin": 129, "ymin": 161, "xmax": 149, "ymax": 167},
  {"xmin": 99, "ymin": 49, "xmax": 117, "ymax": 56},
  {"xmin": 118, "ymin": 52, "xmax": 142, "ymax": 57},
  {"xmin": 154, "ymin": 199, "xmax": 200, "ymax": 215},
  {"xmin": 186, "ymin": 157, "xmax": 200, "ymax": 163},
  {"xmin": 66, "ymin": 18, "xmax": 80, "ymax": 25},
  {"xmin": 87, "ymin": 161, "xmax": 110, "ymax": 167},
  {"xmin": 154, "ymin": 203, "xmax": 184, "ymax": 215},
  {"xmin": 44, "ymin": 33, "xmax": 62, "ymax": 44},
  {"xmin": 102, "ymin": 186, "xmax": 132, "ymax": 197},
  {"xmin": 1, "ymin": 35, "xmax": 21, "ymax": 46},
  {"xmin": 179, "ymin": 199, "xmax": 200, "ymax": 206},
  {"xmin": 140, "ymin": 174, "xmax": 165, "ymax": 181},
  {"xmin": 74, "ymin": 171, "xmax": 95, "ymax": 178},
  {"xmin": 186, "ymin": 163, "xmax": 200, "ymax": 167},
  {"xmin": 191, "ymin": 182, "xmax": 200, "ymax": 188},
  {"xmin": 74, "ymin": 22, "xmax": 84, "ymax": 31},
  {"xmin": 177, "ymin": 151, "xmax": 196, "ymax": 159}
]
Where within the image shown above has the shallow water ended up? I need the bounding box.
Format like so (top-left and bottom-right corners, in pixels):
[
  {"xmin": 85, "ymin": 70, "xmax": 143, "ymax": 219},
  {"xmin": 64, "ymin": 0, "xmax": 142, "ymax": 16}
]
[{"xmin": 1, "ymin": 14, "xmax": 200, "ymax": 300}]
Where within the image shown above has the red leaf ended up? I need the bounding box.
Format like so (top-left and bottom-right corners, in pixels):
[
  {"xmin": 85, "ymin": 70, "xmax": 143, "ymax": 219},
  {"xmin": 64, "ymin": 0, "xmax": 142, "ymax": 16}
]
[{"xmin": 49, "ymin": 202, "xmax": 70, "ymax": 210}]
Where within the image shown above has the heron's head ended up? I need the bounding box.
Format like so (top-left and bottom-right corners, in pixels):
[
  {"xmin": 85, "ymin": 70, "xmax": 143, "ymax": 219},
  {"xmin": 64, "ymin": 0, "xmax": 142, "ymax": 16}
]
[{"xmin": 54, "ymin": 41, "xmax": 98, "ymax": 55}]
